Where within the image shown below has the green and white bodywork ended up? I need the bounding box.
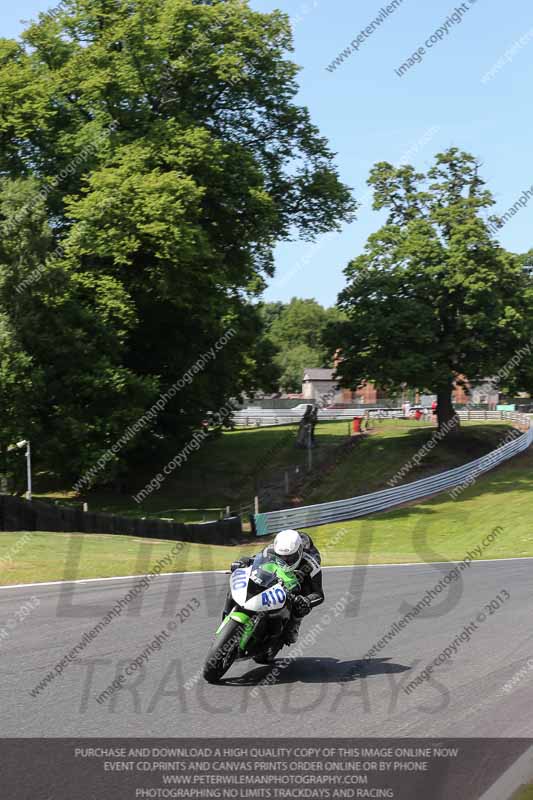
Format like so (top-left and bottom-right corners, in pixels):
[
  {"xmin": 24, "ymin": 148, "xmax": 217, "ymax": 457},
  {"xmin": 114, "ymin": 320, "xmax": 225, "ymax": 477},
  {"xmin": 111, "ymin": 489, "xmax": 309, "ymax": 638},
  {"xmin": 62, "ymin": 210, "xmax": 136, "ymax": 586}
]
[{"xmin": 204, "ymin": 553, "xmax": 301, "ymax": 680}]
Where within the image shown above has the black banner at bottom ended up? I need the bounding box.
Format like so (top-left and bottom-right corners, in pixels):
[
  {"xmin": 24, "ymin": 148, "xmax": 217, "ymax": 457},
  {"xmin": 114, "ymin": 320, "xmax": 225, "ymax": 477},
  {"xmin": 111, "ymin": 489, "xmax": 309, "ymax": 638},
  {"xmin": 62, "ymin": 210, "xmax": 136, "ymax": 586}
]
[{"xmin": 1, "ymin": 739, "xmax": 532, "ymax": 800}]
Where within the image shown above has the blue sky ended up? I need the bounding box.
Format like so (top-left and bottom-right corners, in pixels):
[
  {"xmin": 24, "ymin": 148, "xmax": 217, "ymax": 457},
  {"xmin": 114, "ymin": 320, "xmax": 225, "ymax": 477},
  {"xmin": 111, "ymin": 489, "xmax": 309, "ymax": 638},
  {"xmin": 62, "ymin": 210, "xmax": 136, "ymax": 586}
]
[{"xmin": 2, "ymin": 0, "xmax": 532, "ymax": 306}]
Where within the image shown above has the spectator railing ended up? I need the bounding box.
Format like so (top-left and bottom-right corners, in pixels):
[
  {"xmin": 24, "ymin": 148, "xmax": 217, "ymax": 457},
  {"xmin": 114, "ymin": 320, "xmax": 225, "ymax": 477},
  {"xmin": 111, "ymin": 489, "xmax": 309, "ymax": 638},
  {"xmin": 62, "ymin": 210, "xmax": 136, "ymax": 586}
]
[
  {"xmin": 232, "ymin": 407, "xmax": 404, "ymax": 427},
  {"xmin": 233, "ymin": 408, "xmax": 525, "ymax": 428}
]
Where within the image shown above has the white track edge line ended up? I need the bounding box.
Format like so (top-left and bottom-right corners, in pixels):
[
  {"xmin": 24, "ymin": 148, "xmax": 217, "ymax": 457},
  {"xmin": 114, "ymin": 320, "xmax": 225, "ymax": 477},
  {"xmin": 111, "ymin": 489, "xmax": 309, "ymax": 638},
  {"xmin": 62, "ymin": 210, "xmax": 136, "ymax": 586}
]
[{"xmin": 0, "ymin": 556, "xmax": 532, "ymax": 591}]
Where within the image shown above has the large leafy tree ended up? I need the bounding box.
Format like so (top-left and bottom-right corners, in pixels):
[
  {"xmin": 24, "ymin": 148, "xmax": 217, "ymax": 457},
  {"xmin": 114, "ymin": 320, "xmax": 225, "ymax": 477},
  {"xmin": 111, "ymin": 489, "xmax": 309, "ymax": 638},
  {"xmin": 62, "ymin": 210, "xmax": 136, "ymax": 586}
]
[
  {"xmin": 0, "ymin": 178, "xmax": 154, "ymax": 485},
  {"xmin": 329, "ymin": 149, "xmax": 533, "ymax": 430},
  {"xmin": 0, "ymin": 0, "xmax": 354, "ymax": 485},
  {"xmin": 505, "ymin": 249, "xmax": 533, "ymax": 398}
]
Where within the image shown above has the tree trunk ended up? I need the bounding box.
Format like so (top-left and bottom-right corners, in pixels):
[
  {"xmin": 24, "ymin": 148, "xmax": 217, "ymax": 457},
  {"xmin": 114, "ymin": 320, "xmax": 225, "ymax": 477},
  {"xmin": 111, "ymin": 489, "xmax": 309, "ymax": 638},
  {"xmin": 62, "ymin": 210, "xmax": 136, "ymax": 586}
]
[{"xmin": 436, "ymin": 385, "xmax": 460, "ymax": 434}]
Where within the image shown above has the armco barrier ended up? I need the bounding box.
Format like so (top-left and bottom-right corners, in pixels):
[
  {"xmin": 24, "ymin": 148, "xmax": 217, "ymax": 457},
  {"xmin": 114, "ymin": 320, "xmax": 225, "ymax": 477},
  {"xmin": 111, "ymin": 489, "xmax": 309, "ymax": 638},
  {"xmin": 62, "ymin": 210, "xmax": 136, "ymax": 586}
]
[
  {"xmin": 0, "ymin": 495, "xmax": 242, "ymax": 545},
  {"xmin": 252, "ymin": 413, "xmax": 532, "ymax": 536}
]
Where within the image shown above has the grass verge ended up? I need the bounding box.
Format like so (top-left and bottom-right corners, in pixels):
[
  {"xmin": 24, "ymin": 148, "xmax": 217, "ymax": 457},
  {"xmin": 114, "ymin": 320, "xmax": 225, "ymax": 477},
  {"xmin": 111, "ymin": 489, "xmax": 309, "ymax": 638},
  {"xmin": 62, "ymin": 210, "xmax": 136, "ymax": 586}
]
[
  {"xmin": 512, "ymin": 787, "xmax": 533, "ymax": 800},
  {"xmin": 2, "ymin": 421, "xmax": 530, "ymax": 586},
  {"xmin": 33, "ymin": 420, "xmax": 512, "ymax": 520},
  {"xmin": 1, "ymin": 440, "xmax": 533, "ymax": 585}
]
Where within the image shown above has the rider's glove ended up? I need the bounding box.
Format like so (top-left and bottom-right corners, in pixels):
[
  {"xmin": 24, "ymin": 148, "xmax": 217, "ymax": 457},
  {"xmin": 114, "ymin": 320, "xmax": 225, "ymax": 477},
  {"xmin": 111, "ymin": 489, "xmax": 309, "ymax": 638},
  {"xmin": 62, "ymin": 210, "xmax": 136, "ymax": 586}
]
[{"xmin": 292, "ymin": 594, "xmax": 311, "ymax": 618}]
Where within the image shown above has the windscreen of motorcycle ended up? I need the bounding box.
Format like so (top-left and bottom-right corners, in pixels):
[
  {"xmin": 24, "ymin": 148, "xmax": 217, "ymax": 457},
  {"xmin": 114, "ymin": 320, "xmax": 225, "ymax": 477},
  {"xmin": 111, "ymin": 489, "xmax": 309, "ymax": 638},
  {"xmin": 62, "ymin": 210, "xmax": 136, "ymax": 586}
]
[{"xmin": 249, "ymin": 552, "xmax": 300, "ymax": 591}]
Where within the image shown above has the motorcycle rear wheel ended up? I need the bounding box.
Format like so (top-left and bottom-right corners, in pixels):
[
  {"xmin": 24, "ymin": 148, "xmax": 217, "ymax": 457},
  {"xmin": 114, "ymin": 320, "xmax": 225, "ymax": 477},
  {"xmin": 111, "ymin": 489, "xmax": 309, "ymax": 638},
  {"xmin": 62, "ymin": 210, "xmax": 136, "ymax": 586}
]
[{"xmin": 203, "ymin": 620, "xmax": 243, "ymax": 683}]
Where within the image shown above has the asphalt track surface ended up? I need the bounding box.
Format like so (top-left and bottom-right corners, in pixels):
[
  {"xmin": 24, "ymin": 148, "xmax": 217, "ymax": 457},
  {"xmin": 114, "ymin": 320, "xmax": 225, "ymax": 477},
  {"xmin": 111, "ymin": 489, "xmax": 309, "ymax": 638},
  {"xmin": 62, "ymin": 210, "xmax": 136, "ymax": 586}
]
[{"xmin": 1, "ymin": 559, "xmax": 532, "ymax": 737}]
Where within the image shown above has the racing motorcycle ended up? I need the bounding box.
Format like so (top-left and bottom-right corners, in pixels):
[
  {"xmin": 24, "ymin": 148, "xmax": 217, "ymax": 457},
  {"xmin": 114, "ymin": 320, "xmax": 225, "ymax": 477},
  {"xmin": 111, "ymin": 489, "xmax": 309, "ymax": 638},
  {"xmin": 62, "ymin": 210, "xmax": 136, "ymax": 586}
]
[{"xmin": 203, "ymin": 552, "xmax": 301, "ymax": 683}]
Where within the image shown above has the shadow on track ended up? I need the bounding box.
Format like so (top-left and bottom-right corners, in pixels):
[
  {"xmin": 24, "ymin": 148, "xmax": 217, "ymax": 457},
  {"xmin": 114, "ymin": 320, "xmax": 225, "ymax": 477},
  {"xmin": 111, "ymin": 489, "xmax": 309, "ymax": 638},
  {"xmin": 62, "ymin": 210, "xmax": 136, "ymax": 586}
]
[{"xmin": 219, "ymin": 656, "xmax": 410, "ymax": 686}]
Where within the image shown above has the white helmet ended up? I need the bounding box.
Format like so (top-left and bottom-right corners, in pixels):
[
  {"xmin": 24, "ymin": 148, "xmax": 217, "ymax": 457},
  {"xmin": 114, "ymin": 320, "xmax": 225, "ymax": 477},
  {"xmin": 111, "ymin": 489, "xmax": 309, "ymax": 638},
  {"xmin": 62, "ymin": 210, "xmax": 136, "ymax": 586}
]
[{"xmin": 273, "ymin": 529, "xmax": 304, "ymax": 569}]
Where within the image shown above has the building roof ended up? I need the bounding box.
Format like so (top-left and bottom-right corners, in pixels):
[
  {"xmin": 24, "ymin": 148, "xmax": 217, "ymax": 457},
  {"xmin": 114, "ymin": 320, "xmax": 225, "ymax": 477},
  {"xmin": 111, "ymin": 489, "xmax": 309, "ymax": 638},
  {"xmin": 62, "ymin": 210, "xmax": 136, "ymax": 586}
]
[{"xmin": 303, "ymin": 368, "xmax": 336, "ymax": 381}]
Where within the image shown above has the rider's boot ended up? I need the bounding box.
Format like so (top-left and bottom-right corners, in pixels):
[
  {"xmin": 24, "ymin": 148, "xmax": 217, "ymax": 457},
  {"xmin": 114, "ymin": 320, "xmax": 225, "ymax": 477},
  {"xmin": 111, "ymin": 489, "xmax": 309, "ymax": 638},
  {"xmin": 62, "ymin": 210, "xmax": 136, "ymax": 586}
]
[
  {"xmin": 254, "ymin": 643, "xmax": 282, "ymax": 664},
  {"xmin": 283, "ymin": 618, "xmax": 302, "ymax": 645}
]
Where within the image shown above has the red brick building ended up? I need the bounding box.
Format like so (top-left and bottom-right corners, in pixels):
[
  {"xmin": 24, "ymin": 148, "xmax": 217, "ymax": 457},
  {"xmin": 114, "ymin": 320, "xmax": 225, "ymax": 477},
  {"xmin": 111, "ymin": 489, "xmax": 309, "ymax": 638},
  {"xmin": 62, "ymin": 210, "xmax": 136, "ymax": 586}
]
[{"xmin": 340, "ymin": 383, "xmax": 389, "ymax": 404}]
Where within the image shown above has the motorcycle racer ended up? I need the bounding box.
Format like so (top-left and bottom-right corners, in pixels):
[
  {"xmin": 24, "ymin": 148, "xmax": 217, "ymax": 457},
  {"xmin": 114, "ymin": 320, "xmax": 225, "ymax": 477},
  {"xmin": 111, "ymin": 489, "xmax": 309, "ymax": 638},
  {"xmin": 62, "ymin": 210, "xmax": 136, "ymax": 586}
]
[{"xmin": 221, "ymin": 529, "xmax": 324, "ymax": 660}]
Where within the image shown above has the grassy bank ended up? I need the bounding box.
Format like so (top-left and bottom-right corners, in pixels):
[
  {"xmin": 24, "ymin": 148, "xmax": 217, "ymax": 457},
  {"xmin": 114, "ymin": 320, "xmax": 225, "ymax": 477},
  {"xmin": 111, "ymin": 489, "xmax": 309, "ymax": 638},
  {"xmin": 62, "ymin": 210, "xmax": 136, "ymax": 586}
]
[
  {"xmin": 33, "ymin": 420, "xmax": 512, "ymax": 521},
  {"xmin": 2, "ymin": 419, "xmax": 529, "ymax": 586},
  {"xmin": 307, "ymin": 441, "xmax": 533, "ymax": 565},
  {"xmin": 2, "ymin": 440, "xmax": 533, "ymax": 585}
]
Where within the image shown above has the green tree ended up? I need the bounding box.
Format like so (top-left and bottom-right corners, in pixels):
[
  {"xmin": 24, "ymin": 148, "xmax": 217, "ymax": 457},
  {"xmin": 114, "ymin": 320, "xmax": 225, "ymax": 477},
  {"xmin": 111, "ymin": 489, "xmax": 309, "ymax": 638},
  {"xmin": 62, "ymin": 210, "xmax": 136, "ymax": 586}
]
[
  {"xmin": 0, "ymin": 178, "xmax": 154, "ymax": 485},
  {"xmin": 277, "ymin": 342, "xmax": 322, "ymax": 393},
  {"xmin": 260, "ymin": 298, "xmax": 344, "ymax": 391},
  {"xmin": 504, "ymin": 249, "xmax": 533, "ymax": 398},
  {"xmin": 329, "ymin": 149, "xmax": 533, "ymax": 430},
  {"xmin": 519, "ymin": 249, "xmax": 533, "ymax": 278},
  {"xmin": 0, "ymin": 0, "xmax": 354, "ymax": 485}
]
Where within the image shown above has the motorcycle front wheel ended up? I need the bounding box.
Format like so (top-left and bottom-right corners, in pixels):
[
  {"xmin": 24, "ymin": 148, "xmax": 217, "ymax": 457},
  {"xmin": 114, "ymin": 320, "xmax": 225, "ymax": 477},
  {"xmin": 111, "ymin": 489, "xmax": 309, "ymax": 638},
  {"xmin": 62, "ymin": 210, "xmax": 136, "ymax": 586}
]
[{"xmin": 203, "ymin": 619, "xmax": 244, "ymax": 683}]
